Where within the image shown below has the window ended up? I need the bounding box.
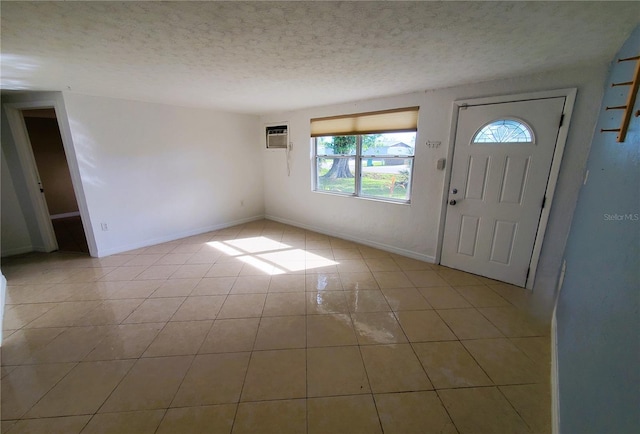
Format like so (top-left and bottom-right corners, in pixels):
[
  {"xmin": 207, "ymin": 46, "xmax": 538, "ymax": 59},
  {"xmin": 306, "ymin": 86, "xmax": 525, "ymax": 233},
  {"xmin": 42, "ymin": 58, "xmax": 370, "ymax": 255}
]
[
  {"xmin": 473, "ymin": 119, "xmax": 533, "ymax": 143},
  {"xmin": 311, "ymin": 108, "xmax": 418, "ymax": 203}
]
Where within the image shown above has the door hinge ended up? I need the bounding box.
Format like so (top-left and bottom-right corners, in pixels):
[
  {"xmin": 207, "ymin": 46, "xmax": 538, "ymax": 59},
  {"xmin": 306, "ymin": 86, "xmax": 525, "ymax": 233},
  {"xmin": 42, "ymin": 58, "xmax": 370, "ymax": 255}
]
[
  {"xmin": 559, "ymin": 114, "xmax": 565, "ymax": 128},
  {"xmin": 541, "ymin": 195, "xmax": 546, "ymax": 209}
]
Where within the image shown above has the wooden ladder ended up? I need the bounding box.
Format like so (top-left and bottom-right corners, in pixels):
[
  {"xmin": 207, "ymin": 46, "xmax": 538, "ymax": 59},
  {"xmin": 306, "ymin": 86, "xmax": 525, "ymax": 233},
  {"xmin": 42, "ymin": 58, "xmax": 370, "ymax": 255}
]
[{"xmin": 601, "ymin": 55, "xmax": 640, "ymax": 143}]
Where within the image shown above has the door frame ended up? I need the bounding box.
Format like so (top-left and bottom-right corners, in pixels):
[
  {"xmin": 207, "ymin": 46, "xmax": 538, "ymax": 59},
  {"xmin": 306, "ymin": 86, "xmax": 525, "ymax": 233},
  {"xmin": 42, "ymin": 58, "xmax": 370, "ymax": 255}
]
[
  {"xmin": 3, "ymin": 97, "xmax": 98, "ymax": 257},
  {"xmin": 435, "ymin": 88, "xmax": 577, "ymax": 289}
]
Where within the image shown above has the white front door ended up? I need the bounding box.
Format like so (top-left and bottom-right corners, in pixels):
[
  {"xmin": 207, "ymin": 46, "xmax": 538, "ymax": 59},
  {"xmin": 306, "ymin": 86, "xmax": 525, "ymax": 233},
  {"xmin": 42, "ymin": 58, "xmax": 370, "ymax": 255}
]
[{"xmin": 441, "ymin": 97, "xmax": 565, "ymax": 287}]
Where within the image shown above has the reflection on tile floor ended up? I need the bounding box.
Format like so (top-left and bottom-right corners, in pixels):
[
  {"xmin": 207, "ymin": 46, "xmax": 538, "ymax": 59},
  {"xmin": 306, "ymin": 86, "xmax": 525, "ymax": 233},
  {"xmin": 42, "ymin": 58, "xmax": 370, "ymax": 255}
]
[{"xmin": 1, "ymin": 220, "xmax": 551, "ymax": 433}]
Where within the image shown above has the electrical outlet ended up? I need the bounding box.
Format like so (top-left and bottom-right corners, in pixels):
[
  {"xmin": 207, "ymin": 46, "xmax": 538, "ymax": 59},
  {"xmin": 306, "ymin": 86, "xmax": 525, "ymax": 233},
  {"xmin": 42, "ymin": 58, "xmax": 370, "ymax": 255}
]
[{"xmin": 101, "ymin": 223, "xmax": 108, "ymax": 231}]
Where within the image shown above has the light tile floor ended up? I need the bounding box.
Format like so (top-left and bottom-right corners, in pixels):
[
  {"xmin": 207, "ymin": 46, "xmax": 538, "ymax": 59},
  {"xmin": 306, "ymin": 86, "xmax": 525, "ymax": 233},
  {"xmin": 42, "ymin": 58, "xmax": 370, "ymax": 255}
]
[{"xmin": 1, "ymin": 220, "xmax": 551, "ymax": 433}]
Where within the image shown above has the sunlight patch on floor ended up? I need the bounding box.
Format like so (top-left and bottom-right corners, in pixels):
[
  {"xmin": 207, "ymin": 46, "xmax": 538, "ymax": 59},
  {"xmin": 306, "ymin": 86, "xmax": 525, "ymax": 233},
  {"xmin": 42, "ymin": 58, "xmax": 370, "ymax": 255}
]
[{"xmin": 208, "ymin": 238, "xmax": 339, "ymax": 276}]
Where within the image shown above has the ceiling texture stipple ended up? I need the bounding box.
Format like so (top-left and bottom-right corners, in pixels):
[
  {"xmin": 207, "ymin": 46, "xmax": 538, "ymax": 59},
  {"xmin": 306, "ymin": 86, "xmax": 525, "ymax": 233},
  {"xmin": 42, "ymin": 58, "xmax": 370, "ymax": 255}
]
[{"xmin": 1, "ymin": 1, "xmax": 638, "ymax": 114}]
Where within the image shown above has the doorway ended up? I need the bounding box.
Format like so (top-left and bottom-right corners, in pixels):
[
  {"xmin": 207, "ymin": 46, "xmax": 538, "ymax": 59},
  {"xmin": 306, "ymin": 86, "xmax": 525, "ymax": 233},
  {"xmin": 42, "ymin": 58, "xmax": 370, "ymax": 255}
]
[
  {"xmin": 441, "ymin": 95, "xmax": 570, "ymax": 288},
  {"xmin": 21, "ymin": 108, "xmax": 89, "ymax": 254}
]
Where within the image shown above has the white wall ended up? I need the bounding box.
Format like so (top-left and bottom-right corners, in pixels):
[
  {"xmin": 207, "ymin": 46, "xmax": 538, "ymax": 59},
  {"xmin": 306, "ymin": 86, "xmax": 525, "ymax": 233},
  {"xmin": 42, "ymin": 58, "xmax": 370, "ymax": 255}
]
[
  {"xmin": 261, "ymin": 63, "xmax": 607, "ymax": 310},
  {"xmin": 1, "ymin": 146, "xmax": 32, "ymax": 256},
  {"xmin": 61, "ymin": 93, "xmax": 264, "ymax": 256},
  {"xmin": 555, "ymin": 26, "xmax": 640, "ymax": 434}
]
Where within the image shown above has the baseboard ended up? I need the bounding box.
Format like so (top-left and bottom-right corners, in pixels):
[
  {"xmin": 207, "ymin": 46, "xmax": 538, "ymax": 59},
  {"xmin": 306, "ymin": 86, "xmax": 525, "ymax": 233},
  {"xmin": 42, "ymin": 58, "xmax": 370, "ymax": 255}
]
[
  {"xmin": 0, "ymin": 273, "xmax": 6, "ymax": 344},
  {"xmin": 265, "ymin": 214, "xmax": 436, "ymax": 263},
  {"xmin": 1, "ymin": 245, "xmax": 34, "ymax": 258},
  {"xmin": 96, "ymin": 215, "xmax": 266, "ymax": 257},
  {"xmin": 551, "ymin": 306, "xmax": 560, "ymax": 434},
  {"xmin": 7, "ymin": 213, "xmax": 436, "ymax": 264}
]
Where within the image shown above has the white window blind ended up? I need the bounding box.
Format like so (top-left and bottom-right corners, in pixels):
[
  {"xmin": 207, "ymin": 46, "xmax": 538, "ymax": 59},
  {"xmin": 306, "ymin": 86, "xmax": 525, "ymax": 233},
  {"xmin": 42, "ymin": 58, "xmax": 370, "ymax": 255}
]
[{"xmin": 310, "ymin": 107, "xmax": 419, "ymax": 137}]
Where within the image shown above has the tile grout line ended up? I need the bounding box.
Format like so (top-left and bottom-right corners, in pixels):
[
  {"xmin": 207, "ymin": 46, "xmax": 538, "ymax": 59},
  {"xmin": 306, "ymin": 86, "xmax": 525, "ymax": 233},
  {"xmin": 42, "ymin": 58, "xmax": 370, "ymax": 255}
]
[
  {"xmin": 228, "ymin": 276, "xmax": 270, "ymax": 433},
  {"xmin": 495, "ymin": 383, "xmax": 536, "ymax": 432},
  {"xmin": 6, "ymin": 360, "xmax": 81, "ymax": 423},
  {"xmin": 161, "ymin": 274, "xmax": 218, "ymax": 415},
  {"xmin": 433, "ymin": 388, "xmax": 462, "ymax": 434},
  {"xmin": 347, "ymin": 304, "xmax": 384, "ymax": 433}
]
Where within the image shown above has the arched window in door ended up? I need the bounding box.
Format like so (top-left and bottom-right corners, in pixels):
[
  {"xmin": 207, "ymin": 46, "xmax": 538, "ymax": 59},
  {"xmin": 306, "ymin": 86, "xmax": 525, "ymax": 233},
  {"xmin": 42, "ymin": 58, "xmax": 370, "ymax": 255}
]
[{"xmin": 472, "ymin": 119, "xmax": 533, "ymax": 143}]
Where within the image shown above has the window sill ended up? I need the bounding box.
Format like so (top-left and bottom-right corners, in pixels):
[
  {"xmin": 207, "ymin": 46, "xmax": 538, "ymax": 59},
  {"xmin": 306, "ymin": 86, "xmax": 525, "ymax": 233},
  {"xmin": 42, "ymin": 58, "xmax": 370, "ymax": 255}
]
[{"xmin": 312, "ymin": 189, "xmax": 411, "ymax": 205}]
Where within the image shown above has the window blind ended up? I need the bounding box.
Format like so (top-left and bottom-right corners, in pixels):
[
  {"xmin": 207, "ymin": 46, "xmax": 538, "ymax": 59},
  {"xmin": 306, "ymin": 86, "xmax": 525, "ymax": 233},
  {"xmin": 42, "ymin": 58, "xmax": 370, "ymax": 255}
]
[{"xmin": 310, "ymin": 107, "xmax": 419, "ymax": 137}]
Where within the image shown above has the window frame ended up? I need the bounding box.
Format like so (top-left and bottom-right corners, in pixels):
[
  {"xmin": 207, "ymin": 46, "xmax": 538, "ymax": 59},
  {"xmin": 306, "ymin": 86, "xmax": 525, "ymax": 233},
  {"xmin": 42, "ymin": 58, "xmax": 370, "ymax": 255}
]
[{"xmin": 313, "ymin": 133, "xmax": 415, "ymax": 204}]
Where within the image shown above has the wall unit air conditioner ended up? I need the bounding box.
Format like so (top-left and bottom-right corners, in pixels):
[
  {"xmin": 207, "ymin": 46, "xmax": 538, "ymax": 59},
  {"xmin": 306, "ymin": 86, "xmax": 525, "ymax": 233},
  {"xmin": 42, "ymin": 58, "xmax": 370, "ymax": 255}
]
[{"xmin": 265, "ymin": 124, "xmax": 288, "ymax": 149}]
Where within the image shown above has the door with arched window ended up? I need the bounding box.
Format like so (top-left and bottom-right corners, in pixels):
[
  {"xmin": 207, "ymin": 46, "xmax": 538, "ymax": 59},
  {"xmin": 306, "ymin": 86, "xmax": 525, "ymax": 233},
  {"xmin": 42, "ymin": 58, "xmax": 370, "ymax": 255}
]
[{"xmin": 441, "ymin": 97, "xmax": 566, "ymax": 287}]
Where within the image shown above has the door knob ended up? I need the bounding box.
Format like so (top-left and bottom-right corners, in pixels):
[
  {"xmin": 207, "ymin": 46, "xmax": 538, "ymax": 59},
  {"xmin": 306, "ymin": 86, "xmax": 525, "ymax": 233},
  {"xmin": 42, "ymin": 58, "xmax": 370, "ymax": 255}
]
[{"xmin": 449, "ymin": 199, "xmax": 457, "ymax": 205}]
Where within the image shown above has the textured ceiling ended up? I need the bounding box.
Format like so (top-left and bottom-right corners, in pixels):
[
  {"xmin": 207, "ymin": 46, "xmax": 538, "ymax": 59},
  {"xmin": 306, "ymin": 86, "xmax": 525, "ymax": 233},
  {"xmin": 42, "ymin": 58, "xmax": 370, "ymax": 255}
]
[{"xmin": 1, "ymin": 1, "xmax": 638, "ymax": 114}]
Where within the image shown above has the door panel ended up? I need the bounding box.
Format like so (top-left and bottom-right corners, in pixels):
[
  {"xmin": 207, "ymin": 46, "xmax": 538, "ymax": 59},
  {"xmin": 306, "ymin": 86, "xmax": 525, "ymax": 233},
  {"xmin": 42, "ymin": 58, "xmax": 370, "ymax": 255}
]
[
  {"xmin": 490, "ymin": 220, "xmax": 517, "ymax": 264},
  {"xmin": 465, "ymin": 156, "xmax": 489, "ymax": 200},
  {"xmin": 458, "ymin": 215, "xmax": 480, "ymax": 256},
  {"xmin": 441, "ymin": 97, "xmax": 565, "ymax": 286},
  {"xmin": 499, "ymin": 156, "xmax": 529, "ymax": 204}
]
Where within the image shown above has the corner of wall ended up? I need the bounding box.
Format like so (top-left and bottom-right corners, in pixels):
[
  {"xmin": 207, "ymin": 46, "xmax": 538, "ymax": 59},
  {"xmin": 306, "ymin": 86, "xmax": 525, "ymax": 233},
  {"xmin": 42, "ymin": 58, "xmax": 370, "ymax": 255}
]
[
  {"xmin": 0, "ymin": 272, "xmax": 6, "ymax": 344},
  {"xmin": 551, "ymin": 302, "xmax": 560, "ymax": 434}
]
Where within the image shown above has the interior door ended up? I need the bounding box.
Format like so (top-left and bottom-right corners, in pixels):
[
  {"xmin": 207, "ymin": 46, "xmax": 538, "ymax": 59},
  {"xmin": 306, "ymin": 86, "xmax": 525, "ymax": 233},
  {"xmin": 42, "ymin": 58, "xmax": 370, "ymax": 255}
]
[{"xmin": 441, "ymin": 97, "xmax": 565, "ymax": 287}]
